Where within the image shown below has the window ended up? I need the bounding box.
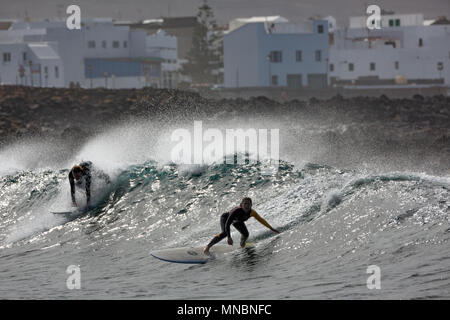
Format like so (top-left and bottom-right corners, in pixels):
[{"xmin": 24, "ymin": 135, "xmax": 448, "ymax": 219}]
[
  {"xmin": 44, "ymin": 66, "xmax": 48, "ymax": 74},
  {"xmin": 271, "ymin": 75, "xmax": 278, "ymax": 86},
  {"xmin": 102, "ymin": 40, "xmax": 107, "ymax": 48},
  {"xmin": 329, "ymin": 63, "xmax": 334, "ymax": 72},
  {"xmin": 55, "ymin": 66, "xmax": 59, "ymax": 78},
  {"xmin": 318, "ymin": 24, "xmax": 324, "ymax": 33},
  {"xmin": 269, "ymin": 51, "xmax": 282, "ymax": 63},
  {"xmin": 3, "ymin": 52, "xmax": 11, "ymax": 63},
  {"xmin": 389, "ymin": 19, "xmax": 394, "ymax": 27},
  {"xmin": 395, "ymin": 61, "xmax": 399, "ymax": 70},
  {"xmin": 348, "ymin": 63, "xmax": 354, "ymax": 71},
  {"xmin": 418, "ymin": 38, "xmax": 423, "ymax": 47},
  {"xmin": 437, "ymin": 62, "xmax": 444, "ymax": 71},
  {"xmin": 315, "ymin": 50, "xmax": 322, "ymax": 62},
  {"xmin": 23, "ymin": 52, "xmax": 27, "ymax": 61},
  {"xmin": 395, "ymin": 19, "xmax": 400, "ymax": 26},
  {"xmin": 296, "ymin": 50, "xmax": 302, "ymax": 62},
  {"xmin": 87, "ymin": 40, "xmax": 96, "ymax": 48},
  {"xmin": 370, "ymin": 62, "xmax": 376, "ymax": 71},
  {"xmin": 123, "ymin": 41, "xmax": 127, "ymax": 48},
  {"xmin": 112, "ymin": 41, "xmax": 120, "ymax": 48},
  {"xmin": 385, "ymin": 40, "xmax": 396, "ymax": 48}
]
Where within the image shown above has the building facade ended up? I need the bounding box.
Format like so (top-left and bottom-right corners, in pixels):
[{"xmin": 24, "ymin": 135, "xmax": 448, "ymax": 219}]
[
  {"xmin": 0, "ymin": 19, "xmax": 163, "ymax": 88},
  {"xmin": 223, "ymin": 17, "xmax": 329, "ymax": 88},
  {"xmin": 329, "ymin": 14, "xmax": 450, "ymax": 87},
  {"xmin": 146, "ymin": 29, "xmax": 180, "ymax": 88}
]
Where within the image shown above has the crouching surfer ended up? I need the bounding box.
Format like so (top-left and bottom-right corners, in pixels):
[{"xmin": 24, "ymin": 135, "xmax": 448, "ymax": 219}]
[
  {"xmin": 69, "ymin": 161, "xmax": 110, "ymax": 210},
  {"xmin": 203, "ymin": 197, "xmax": 280, "ymax": 255}
]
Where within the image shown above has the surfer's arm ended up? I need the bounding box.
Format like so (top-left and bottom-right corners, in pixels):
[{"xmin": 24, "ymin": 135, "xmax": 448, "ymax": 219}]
[
  {"xmin": 69, "ymin": 172, "xmax": 76, "ymax": 204},
  {"xmin": 85, "ymin": 173, "xmax": 91, "ymax": 205},
  {"xmin": 251, "ymin": 210, "xmax": 280, "ymax": 233},
  {"xmin": 225, "ymin": 211, "xmax": 237, "ymax": 238}
]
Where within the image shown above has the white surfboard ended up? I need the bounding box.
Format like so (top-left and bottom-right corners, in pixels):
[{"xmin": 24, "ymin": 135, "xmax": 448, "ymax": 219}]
[
  {"xmin": 150, "ymin": 243, "xmax": 254, "ymax": 264},
  {"xmin": 50, "ymin": 208, "xmax": 84, "ymax": 215}
]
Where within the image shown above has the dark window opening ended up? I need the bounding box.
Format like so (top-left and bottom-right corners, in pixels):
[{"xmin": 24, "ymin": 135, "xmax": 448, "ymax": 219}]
[
  {"xmin": 315, "ymin": 50, "xmax": 322, "ymax": 62},
  {"xmin": 269, "ymin": 51, "xmax": 282, "ymax": 63},
  {"xmin": 296, "ymin": 50, "xmax": 302, "ymax": 62}
]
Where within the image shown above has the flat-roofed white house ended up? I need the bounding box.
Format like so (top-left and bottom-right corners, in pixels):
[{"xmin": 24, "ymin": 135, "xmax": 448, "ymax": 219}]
[
  {"xmin": 329, "ymin": 14, "xmax": 450, "ymax": 87},
  {"xmin": 0, "ymin": 20, "xmax": 64, "ymax": 87},
  {"xmin": 223, "ymin": 16, "xmax": 329, "ymax": 89},
  {"xmin": 146, "ymin": 29, "xmax": 180, "ymax": 88},
  {"xmin": 0, "ymin": 19, "xmax": 164, "ymax": 88}
]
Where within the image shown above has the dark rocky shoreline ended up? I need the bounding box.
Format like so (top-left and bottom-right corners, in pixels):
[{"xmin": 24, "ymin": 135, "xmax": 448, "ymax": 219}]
[{"xmin": 0, "ymin": 85, "xmax": 448, "ymax": 173}]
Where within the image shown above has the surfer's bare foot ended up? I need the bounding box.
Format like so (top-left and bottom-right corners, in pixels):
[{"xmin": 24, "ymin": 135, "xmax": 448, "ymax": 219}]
[{"xmin": 203, "ymin": 246, "xmax": 210, "ymax": 255}]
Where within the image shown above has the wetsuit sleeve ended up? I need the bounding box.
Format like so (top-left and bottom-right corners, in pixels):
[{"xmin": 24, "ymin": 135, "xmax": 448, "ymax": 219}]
[
  {"xmin": 251, "ymin": 210, "xmax": 275, "ymax": 231},
  {"xmin": 69, "ymin": 172, "xmax": 75, "ymax": 203}
]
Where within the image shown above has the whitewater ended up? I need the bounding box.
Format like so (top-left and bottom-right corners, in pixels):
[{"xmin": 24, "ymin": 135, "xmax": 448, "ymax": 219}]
[{"xmin": 0, "ymin": 118, "xmax": 448, "ymax": 299}]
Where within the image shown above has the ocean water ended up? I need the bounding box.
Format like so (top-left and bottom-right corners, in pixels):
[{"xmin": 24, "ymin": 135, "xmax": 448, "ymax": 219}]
[{"xmin": 0, "ymin": 118, "xmax": 449, "ymax": 299}]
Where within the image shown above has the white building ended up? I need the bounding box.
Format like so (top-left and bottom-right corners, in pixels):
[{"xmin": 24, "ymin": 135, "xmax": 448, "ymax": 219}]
[
  {"xmin": 349, "ymin": 13, "xmax": 424, "ymax": 29},
  {"xmin": 329, "ymin": 14, "xmax": 450, "ymax": 87},
  {"xmin": 0, "ymin": 19, "xmax": 163, "ymax": 88},
  {"xmin": 146, "ymin": 29, "xmax": 180, "ymax": 88},
  {"xmin": 0, "ymin": 20, "xmax": 64, "ymax": 87},
  {"xmin": 227, "ymin": 16, "xmax": 289, "ymax": 34},
  {"xmin": 324, "ymin": 16, "xmax": 337, "ymax": 33},
  {"xmin": 224, "ymin": 16, "xmax": 329, "ymax": 88}
]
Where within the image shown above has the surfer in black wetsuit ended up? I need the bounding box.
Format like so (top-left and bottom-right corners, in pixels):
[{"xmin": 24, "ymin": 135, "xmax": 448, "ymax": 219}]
[
  {"xmin": 69, "ymin": 161, "xmax": 92, "ymax": 209},
  {"xmin": 203, "ymin": 197, "xmax": 280, "ymax": 255}
]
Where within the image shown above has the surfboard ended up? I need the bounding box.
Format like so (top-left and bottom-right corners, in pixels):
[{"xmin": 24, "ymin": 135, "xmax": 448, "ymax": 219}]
[
  {"xmin": 50, "ymin": 208, "xmax": 84, "ymax": 215},
  {"xmin": 150, "ymin": 242, "xmax": 254, "ymax": 264}
]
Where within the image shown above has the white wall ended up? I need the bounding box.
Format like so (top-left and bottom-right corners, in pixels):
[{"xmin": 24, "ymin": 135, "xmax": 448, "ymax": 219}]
[
  {"xmin": 330, "ymin": 25, "xmax": 450, "ymax": 85},
  {"xmin": 0, "ymin": 42, "xmax": 64, "ymax": 87},
  {"xmin": 0, "ymin": 43, "xmax": 26, "ymax": 85},
  {"xmin": 83, "ymin": 23, "xmax": 132, "ymax": 58},
  {"xmin": 146, "ymin": 30, "xmax": 179, "ymax": 72},
  {"xmin": 224, "ymin": 23, "xmax": 260, "ymax": 87},
  {"xmin": 350, "ymin": 14, "xmax": 424, "ymax": 29}
]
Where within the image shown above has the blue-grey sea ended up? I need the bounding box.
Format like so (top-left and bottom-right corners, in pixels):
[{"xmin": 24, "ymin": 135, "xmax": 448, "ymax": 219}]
[{"xmin": 0, "ymin": 116, "xmax": 449, "ymax": 299}]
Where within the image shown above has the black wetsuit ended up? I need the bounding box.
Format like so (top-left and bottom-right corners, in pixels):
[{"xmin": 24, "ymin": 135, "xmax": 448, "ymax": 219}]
[
  {"xmin": 69, "ymin": 161, "xmax": 92, "ymax": 204},
  {"xmin": 207, "ymin": 207, "xmax": 252, "ymax": 248}
]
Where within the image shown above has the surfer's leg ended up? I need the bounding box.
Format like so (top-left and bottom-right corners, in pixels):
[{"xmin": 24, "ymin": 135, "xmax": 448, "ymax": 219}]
[
  {"xmin": 204, "ymin": 233, "xmax": 226, "ymax": 255},
  {"xmin": 233, "ymin": 222, "xmax": 249, "ymax": 247},
  {"xmin": 204, "ymin": 213, "xmax": 229, "ymax": 254},
  {"xmin": 206, "ymin": 232, "xmax": 227, "ymax": 248}
]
